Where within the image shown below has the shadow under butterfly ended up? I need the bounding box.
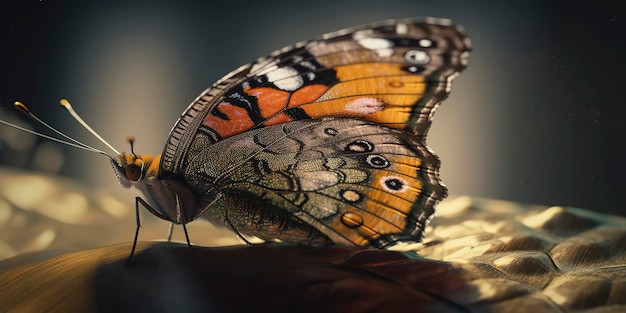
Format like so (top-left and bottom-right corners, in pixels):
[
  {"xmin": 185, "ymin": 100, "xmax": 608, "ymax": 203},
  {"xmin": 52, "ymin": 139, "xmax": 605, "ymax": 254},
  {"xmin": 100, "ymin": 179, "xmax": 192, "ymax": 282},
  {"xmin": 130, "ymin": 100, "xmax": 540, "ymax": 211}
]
[{"xmin": 2, "ymin": 18, "xmax": 471, "ymax": 259}]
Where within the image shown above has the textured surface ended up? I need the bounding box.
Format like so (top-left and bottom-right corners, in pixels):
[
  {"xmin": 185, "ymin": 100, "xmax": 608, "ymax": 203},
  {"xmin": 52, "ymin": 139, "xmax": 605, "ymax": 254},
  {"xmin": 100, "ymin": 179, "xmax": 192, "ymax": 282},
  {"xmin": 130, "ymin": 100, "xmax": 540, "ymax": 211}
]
[
  {"xmin": 1, "ymin": 167, "xmax": 625, "ymax": 312},
  {"xmin": 0, "ymin": 166, "xmax": 242, "ymax": 260},
  {"xmin": 419, "ymin": 197, "xmax": 626, "ymax": 312}
]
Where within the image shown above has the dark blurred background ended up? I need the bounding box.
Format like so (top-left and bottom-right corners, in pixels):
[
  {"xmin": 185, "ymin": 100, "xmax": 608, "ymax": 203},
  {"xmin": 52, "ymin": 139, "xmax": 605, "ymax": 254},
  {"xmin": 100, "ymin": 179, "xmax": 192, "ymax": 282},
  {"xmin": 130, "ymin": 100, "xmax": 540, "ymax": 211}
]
[{"xmin": 0, "ymin": 0, "xmax": 624, "ymax": 216}]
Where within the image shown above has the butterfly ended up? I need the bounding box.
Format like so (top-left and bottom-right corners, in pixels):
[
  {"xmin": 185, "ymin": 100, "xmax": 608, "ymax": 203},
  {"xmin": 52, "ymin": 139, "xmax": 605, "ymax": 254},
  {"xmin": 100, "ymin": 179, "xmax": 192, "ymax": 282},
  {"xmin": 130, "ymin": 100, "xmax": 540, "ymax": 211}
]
[{"xmin": 6, "ymin": 18, "xmax": 470, "ymax": 254}]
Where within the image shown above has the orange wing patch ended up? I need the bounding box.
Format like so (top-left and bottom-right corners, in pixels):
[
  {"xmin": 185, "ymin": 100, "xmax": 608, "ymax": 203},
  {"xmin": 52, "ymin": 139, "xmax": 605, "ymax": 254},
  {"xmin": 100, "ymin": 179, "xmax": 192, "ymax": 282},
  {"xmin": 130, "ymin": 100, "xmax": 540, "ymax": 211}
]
[
  {"xmin": 288, "ymin": 85, "xmax": 330, "ymax": 106},
  {"xmin": 244, "ymin": 84, "xmax": 329, "ymax": 127},
  {"xmin": 326, "ymin": 154, "xmax": 424, "ymax": 245},
  {"xmin": 203, "ymin": 104, "xmax": 255, "ymax": 138},
  {"xmin": 203, "ymin": 63, "xmax": 425, "ymax": 138},
  {"xmin": 204, "ymin": 85, "xmax": 330, "ymax": 138},
  {"xmin": 325, "ymin": 206, "xmax": 395, "ymax": 246},
  {"xmin": 244, "ymin": 86, "xmax": 290, "ymax": 118},
  {"xmin": 326, "ymin": 194, "xmax": 415, "ymax": 246},
  {"xmin": 361, "ymin": 154, "xmax": 424, "ymax": 221},
  {"xmin": 301, "ymin": 63, "xmax": 426, "ymax": 128}
]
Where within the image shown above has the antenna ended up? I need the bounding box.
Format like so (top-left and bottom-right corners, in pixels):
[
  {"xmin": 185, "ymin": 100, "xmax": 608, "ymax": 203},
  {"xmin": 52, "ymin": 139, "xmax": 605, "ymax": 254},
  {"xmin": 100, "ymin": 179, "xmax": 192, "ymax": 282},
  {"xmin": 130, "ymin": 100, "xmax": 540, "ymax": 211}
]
[
  {"xmin": 1, "ymin": 100, "xmax": 118, "ymax": 161},
  {"xmin": 59, "ymin": 99, "xmax": 120, "ymax": 155},
  {"xmin": 127, "ymin": 135, "xmax": 137, "ymax": 157}
]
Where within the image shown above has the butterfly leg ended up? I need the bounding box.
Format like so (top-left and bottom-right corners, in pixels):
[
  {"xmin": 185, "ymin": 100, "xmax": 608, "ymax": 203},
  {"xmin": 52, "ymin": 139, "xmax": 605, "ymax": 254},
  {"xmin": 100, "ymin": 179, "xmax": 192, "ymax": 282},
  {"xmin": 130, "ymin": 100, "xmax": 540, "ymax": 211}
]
[
  {"xmin": 166, "ymin": 222, "xmax": 174, "ymax": 242},
  {"xmin": 182, "ymin": 222, "xmax": 191, "ymax": 248},
  {"xmin": 126, "ymin": 196, "xmax": 147, "ymax": 264}
]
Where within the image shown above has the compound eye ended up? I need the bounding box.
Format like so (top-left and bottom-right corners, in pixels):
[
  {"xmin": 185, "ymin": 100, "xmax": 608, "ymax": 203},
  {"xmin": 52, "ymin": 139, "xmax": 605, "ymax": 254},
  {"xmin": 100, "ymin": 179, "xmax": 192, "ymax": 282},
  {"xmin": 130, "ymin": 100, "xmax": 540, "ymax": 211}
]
[{"xmin": 125, "ymin": 159, "xmax": 144, "ymax": 181}]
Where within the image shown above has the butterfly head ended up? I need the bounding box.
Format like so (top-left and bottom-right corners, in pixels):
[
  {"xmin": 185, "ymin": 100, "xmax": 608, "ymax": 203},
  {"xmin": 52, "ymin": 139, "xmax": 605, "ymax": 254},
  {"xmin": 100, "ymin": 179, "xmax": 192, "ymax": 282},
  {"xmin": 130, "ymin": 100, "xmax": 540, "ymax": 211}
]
[{"xmin": 111, "ymin": 136, "xmax": 160, "ymax": 189}]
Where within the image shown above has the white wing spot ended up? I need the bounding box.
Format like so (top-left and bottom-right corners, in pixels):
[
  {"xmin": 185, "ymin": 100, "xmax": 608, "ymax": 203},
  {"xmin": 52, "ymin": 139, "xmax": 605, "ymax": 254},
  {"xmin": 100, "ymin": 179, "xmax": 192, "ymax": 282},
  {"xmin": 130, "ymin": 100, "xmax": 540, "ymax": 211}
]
[
  {"xmin": 376, "ymin": 48, "xmax": 394, "ymax": 57},
  {"xmin": 345, "ymin": 97, "xmax": 385, "ymax": 114},
  {"xmin": 358, "ymin": 38, "xmax": 393, "ymax": 50},
  {"xmin": 266, "ymin": 66, "xmax": 303, "ymax": 91},
  {"xmin": 396, "ymin": 23, "xmax": 408, "ymax": 34},
  {"xmin": 406, "ymin": 66, "xmax": 419, "ymax": 73},
  {"xmin": 355, "ymin": 34, "xmax": 394, "ymax": 57},
  {"xmin": 352, "ymin": 29, "xmax": 374, "ymax": 40},
  {"xmin": 251, "ymin": 57, "xmax": 279, "ymax": 75},
  {"xmin": 418, "ymin": 39, "xmax": 433, "ymax": 48}
]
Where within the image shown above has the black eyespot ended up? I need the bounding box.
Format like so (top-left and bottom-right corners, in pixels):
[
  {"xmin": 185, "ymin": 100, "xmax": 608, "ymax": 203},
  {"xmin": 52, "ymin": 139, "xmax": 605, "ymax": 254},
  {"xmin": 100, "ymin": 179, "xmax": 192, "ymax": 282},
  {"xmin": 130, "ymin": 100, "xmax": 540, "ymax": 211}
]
[
  {"xmin": 404, "ymin": 50, "xmax": 430, "ymax": 65},
  {"xmin": 366, "ymin": 154, "xmax": 390, "ymax": 168},
  {"xmin": 345, "ymin": 140, "xmax": 374, "ymax": 153},
  {"xmin": 324, "ymin": 127, "xmax": 338, "ymax": 136},
  {"xmin": 384, "ymin": 178, "xmax": 404, "ymax": 190},
  {"xmin": 380, "ymin": 176, "xmax": 408, "ymax": 193}
]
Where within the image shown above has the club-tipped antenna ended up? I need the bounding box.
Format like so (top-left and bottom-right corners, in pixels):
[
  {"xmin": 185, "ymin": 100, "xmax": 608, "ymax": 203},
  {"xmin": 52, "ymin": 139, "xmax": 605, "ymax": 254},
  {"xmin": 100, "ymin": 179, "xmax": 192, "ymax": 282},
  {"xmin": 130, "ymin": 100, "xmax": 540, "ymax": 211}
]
[
  {"xmin": 5, "ymin": 100, "xmax": 117, "ymax": 161},
  {"xmin": 13, "ymin": 101, "xmax": 104, "ymax": 153},
  {"xmin": 127, "ymin": 135, "xmax": 138, "ymax": 157},
  {"xmin": 59, "ymin": 99, "xmax": 120, "ymax": 155},
  {"xmin": 0, "ymin": 118, "xmax": 111, "ymax": 157}
]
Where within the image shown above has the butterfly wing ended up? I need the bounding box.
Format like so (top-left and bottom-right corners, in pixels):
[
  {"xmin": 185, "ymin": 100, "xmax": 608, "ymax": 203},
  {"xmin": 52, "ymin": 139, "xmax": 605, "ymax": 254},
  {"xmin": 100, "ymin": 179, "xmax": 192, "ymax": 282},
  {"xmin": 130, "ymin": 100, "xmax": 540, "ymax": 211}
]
[
  {"xmin": 160, "ymin": 18, "xmax": 470, "ymax": 247},
  {"xmin": 160, "ymin": 18, "xmax": 470, "ymax": 175},
  {"xmin": 184, "ymin": 118, "xmax": 445, "ymax": 248}
]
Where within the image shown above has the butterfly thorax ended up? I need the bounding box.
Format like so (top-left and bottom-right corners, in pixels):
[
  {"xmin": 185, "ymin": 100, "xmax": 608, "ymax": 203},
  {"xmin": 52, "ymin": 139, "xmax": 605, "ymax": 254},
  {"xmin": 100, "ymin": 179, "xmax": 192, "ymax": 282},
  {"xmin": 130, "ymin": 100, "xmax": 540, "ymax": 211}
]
[{"xmin": 110, "ymin": 152, "xmax": 201, "ymax": 224}]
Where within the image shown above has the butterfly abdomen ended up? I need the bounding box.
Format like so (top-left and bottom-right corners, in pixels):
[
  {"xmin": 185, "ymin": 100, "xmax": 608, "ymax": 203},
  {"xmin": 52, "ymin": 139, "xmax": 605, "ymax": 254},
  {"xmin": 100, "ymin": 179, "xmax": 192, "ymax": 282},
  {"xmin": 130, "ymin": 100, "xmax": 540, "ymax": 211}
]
[{"xmin": 203, "ymin": 191, "xmax": 334, "ymax": 246}]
